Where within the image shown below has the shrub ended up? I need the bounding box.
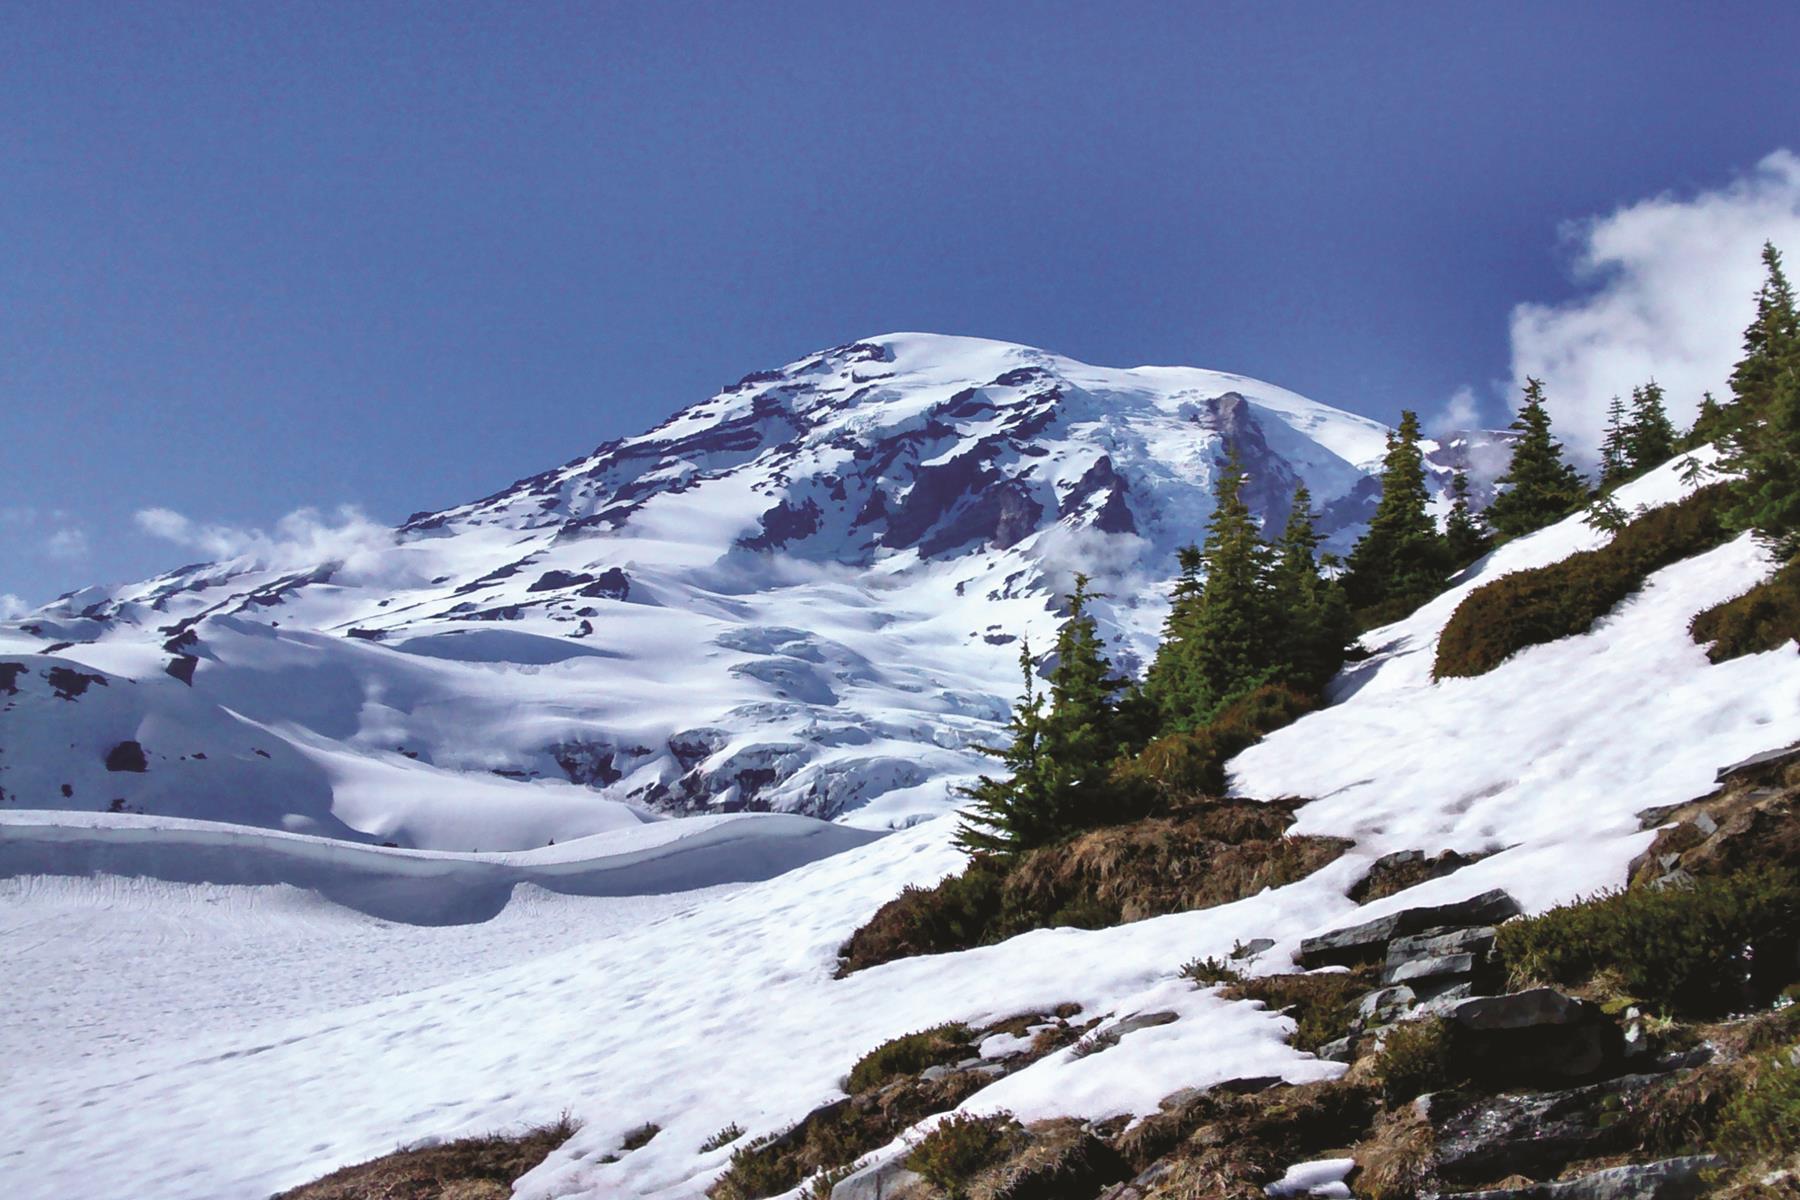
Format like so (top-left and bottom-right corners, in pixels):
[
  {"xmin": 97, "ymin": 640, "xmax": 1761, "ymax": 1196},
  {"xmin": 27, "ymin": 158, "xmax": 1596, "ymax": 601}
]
[
  {"xmin": 904, "ymin": 1111, "xmax": 1024, "ymax": 1196},
  {"xmin": 1717, "ymin": 1051, "xmax": 1800, "ymax": 1161},
  {"xmin": 1495, "ymin": 869, "xmax": 1800, "ymax": 1016},
  {"xmin": 1690, "ymin": 559, "xmax": 1800, "ymax": 662},
  {"xmin": 846, "ymin": 1024, "xmax": 971, "ymax": 1093},
  {"xmin": 1180, "ymin": 956, "xmax": 1243, "ymax": 987},
  {"xmin": 1124, "ymin": 684, "xmax": 1317, "ymax": 796},
  {"xmin": 710, "ymin": 1135, "xmax": 792, "ymax": 1200},
  {"xmin": 1372, "ymin": 1018, "xmax": 1457, "ymax": 1105},
  {"xmin": 619, "ymin": 1122, "xmax": 660, "ymax": 1151},
  {"xmin": 1434, "ymin": 483, "xmax": 1734, "ymax": 678},
  {"xmin": 836, "ymin": 860, "xmax": 1007, "ymax": 974},
  {"xmin": 1222, "ymin": 969, "xmax": 1376, "ymax": 1053},
  {"xmin": 801, "ymin": 1161, "xmax": 863, "ymax": 1199},
  {"xmin": 275, "ymin": 1115, "xmax": 579, "ymax": 1199},
  {"xmin": 700, "ymin": 1123, "xmax": 745, "ymax": 1153}
]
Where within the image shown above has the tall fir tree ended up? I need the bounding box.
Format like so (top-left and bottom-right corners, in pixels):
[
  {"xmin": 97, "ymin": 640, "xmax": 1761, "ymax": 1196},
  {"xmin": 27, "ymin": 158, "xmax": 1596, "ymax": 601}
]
[
  {"xmin": 1342, "ymin": 410, "xmax": 1449, "ymax": 614},
  {"xmin": 1727, "ymin": 242, "xmax": 1800, "ymax": 424},
  {"xmin": 1721, "ymin": 242, "xmax": 1800, "ymax": 560},
  {"xmin": 1625, "ymin": 380, "xmax": 1678, "ymax": 473},
  {"xmin": 957, "ymin": 576, "xmax": 1129, "ymax": 854},
  {"xmin": 1444, "ymin": 470, "xmax": 1491, "ymax": 566},
  {"xmin": 1271, "ymin": 484, "xmax": 1352, "ymax": 690},
  {"xmin": 1485, "ymin": 378, "xmax": 1589, "ymax": 539},
  {"xmin": 1147, "ymin": 453, "xmax": 1276, "ymax": 731},
  {"xmin": 1599, "ymin": 395, "xmax": 1631, "ymax": 487}
]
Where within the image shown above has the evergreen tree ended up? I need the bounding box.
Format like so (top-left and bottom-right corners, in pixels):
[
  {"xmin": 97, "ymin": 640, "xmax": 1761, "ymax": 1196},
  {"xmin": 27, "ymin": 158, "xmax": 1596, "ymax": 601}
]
[
  {"xmin": 955, "ymin": 644, "xmax": 1050, "ymax": 855},
  {"xmin": 1625, "ymin": 381, "xmax": 1678, "ymax": 473},
  {"xmin": 1146, "ymin": 454, "xmax": 1276, "ymax": 731},
  {"xmin": 1342, "ymin": 410, "xmax": 1449, "ymax": 613},
  {"xmin": 1727, "ymin": 242, "xmax": 1800, "ymax": 422},
  {"xmin": 957, "ymin": 576, "xmax": 1130, "ymax": 854},
  {"xmin": 1444, "ymin": 470, "xmax": 1491, "ymax": 566},
  {"xmin": 1271, "ymin": 484, "xmax": 1352, "ymax": 689},
  {"xmin": 1188, "ymin": 455, "xmax": 1278, "ymax": 720},
  {"xmin": 1599, "ymin": 395, "xmax": 1631, "ymax": 487},
  {"xmin": 1485, "ymin": 378, "xmax": 1589, "ymax": 538},
  {"xmin": 1684, "ymin": 391, "xmax": 1730, "ymax": 450},
  {"xmin": 1721, "ymin": 242, "xmax": 1800, "ymax": 560}
]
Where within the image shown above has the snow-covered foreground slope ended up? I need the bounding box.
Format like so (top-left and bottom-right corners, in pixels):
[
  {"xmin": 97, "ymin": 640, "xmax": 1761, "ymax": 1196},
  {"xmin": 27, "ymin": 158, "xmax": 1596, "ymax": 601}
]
[
  {"xmin": 6, "ymin": 451, "xmax": 1796, "ymax": 1200},
  {"xmin": 1, "ymin": 333, "xmax": 1502, "ymax": 840}
]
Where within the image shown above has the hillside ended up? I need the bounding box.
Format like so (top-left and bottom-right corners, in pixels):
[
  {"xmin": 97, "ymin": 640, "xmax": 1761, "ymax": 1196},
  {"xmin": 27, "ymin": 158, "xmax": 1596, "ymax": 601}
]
[{"xmin": 6, "ymin": 449, "xmax": 1795, "ymax": 1200}]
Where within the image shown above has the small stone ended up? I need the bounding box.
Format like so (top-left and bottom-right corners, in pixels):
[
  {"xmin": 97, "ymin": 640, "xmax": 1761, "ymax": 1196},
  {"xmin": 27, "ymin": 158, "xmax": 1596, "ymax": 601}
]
[
  {"xmin": 1107, "ymin": 1010, "xmax": 1179, "ymax": 1037},
  {"xmin": 1357, "ymin": 985, "xmax": 1418, "ymax": 1022}
]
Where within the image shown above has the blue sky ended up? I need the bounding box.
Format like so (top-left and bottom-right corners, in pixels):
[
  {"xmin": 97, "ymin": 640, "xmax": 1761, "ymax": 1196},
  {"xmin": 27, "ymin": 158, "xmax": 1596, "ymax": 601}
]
[{"xmin": 4, "ymin": 1, "xmax": 1799, "ymax": 606}]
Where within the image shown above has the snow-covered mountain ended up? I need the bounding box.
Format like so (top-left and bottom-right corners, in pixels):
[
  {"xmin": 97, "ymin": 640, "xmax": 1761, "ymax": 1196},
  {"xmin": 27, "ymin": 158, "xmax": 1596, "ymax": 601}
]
[{"xmin": 0, "ymin": 333, "xmax": 1498, "ymax": 846}]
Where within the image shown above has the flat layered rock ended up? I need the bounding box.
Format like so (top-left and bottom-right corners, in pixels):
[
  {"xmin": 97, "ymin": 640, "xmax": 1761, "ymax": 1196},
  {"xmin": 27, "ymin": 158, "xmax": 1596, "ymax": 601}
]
[{"xmin": 1298, "ymin": 890, "xmax": 1521, "ymax": 968}]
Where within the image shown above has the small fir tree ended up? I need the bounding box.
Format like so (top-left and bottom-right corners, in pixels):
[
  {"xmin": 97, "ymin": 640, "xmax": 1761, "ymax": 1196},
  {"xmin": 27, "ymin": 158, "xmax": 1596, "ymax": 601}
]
[
  {"xmin": 1444, "ymin": 470, "xmax": 1491, "ymax": 566},
  {"xmin": 1684, "ymin": 391, "xmax": 1730, "ymax": 449},
  {"xmin": 1625, "ymin": 381, "xmax": 1678, "ymax": 473},
  {"xmin": 1485, "ymin": 378, "xmax": 1589, "ymax": 538},
  {"xmin": 1342, "ymin": 410, "xmax": 1449, "ymax": 614},
  {"xmin": 957, "ymin": 577, "xmax": 1131, "ymax": 854},
  {"xmin": 1599, "ymin": 395, "xmax": 1631, "ymax": 487}
]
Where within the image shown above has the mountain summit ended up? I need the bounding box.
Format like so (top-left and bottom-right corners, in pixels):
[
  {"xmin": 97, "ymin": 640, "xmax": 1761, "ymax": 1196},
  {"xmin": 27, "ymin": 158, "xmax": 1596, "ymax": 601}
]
[{"xmin": 0, "ymin": 334, "xmax": 1499, "ymax": 844}]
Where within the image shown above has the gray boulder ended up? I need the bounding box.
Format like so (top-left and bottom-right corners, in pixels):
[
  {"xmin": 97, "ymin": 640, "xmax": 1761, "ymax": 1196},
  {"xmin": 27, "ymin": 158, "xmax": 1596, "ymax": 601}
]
[
  {"xmin": 1443, "ymin": 1155, "xmax": 1724, "ymax": 1200},
  {"xmin": 1442, "ymin": 988, "xmax": 1624, "ymax": 1086},
  {"xmin": 1298, "ymin": 890, "xmax": 1521, "ymax": 968}
]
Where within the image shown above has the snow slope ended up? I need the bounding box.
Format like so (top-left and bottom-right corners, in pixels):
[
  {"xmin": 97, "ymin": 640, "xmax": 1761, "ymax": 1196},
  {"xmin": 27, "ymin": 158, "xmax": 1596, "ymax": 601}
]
[
  {"xmin": 1, "ymin": 334, "xmax": 1501, "ymax": 841},
  {"xmin": 6, "ymin": 449, "xmax": 1795, "ymax": 1200}
]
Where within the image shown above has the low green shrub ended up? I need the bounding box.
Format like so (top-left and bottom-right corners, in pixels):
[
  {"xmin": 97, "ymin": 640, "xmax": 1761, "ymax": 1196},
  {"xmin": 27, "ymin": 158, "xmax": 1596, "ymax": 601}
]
[
  {"xmin": 1495, "ymin": 869, "xmax": 1800, "ymax": 1016},
  {"xmin": 1222, "ymin": 969, "xmax": 1376, "ymax": 1053},
  {"xmin": 1716, "ymin": 1051, "xmax": 1800, "ymax": 1161},
  {"xmin": 700, "ymin": 1123, "xmax": 745, "ymax": 1153},
  {"xmin": 1123, "ymin": 684, "xmax": 1317, "ymax": 796},
  {"xmin": 1372, "ymin": 1018, "xmax": 1457, "ymax": 1105},
  {"xmin": 845, "ymin": 1024, "xmax": 971, "ymax": 1093},
  {"xmin": 710, "ymin": 1135, "xmax": 791, "ymax": 1200},
  {"xmin": 835, "ymin": 860, "xmax": 1007, "ymax": 974},
  {"xmin": 904, "ymin": 1111, "xmax": 1024, "ymax": 1196},
  {"xmin": 1434, "ymin": 483, "xmax": 1734, "ymax": 678},
  {"xmin": 619, "ymin": 1122, "xmax": 660, "ymax": 1151},
  {"xmin": 1179, "ymin": 956, "xmax": 1243, "ymax": 987},
  {"xmin": 1690, "ymin": 560, "xmax": 1800, "ymax": 662}
]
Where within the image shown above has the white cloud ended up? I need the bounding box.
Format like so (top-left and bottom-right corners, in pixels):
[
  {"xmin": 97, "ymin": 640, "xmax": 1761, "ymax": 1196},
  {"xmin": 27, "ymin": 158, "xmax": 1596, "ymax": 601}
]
[
  {"xmin": 1429, "ymin": 385, "xmax": 1482, "ymax": 436},
  {"xmin": 0, "ymin": 593, "xmax": 30, "ymax": 620},
  {"xmin": 1509, "ymin": 149, "xmax": 1800, "ymax": 455},
  {"xmin": 45, "ymin": 527, "xmax": 90, "ymax": 560},
  {"xmin": 133, "ymin": 504, "xmax": 400, "ymax": 580}
]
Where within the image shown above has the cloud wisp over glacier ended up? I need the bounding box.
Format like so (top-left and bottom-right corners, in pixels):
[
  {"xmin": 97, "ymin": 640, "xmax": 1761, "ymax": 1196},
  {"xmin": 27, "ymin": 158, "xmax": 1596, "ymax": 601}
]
[{"xmin": 1507, "ymin": 148, "xmax": 1800, "ymax": 454}]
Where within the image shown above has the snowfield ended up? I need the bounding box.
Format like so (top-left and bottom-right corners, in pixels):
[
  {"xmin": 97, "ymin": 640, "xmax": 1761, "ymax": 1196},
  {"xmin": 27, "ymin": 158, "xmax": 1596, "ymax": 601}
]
[{"xmin": 5, "ymin": 450, "xmax": 1797, "ymax": 1199}]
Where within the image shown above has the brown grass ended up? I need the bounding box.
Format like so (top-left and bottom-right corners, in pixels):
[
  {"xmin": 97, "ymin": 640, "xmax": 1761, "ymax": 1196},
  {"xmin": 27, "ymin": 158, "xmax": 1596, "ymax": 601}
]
[
  {"xmin": 1219, "ymin": 967, "xmax": 1378, "ymax": 1052},
  {"xmin": 273, "ymin": 1115, "xmax": 578, "ymax": 1200},
  {"xmin": 839, "ymin": 798, "xmax": 1347, "ymax": 974}
]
